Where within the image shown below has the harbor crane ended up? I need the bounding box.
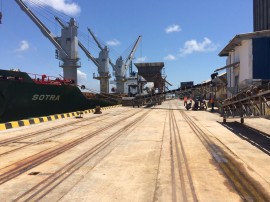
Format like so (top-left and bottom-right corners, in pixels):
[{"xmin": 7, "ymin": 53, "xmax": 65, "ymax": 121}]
[
  {"xmin": 89, "ymin": 29, "xmax": 141, "ymax": 94},
  {"xmin": 87, "ymin": 28, "xmax": 111, "ymax": 93},
  {"xmin": 15, "ymin": 0, "xmax": 80, "ymax": 84},
  {"xmin": 55, "ymin": 18, "xmax": 109, "ymax": 93},
  {"xmin": 113, "ymin": 36, "xmax": 141, "ymax": 94}
]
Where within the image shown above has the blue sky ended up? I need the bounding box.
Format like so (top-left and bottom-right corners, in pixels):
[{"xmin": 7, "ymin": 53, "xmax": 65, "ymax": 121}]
[{"xmin": 0, "ymin": 0, "xmax": 253, "ymax": 91}]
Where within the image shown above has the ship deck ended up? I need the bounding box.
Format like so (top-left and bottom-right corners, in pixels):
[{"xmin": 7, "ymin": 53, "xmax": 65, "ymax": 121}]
[{"xmin": 0, "ymin": 99, "xmax": 269, "ymax": 201}]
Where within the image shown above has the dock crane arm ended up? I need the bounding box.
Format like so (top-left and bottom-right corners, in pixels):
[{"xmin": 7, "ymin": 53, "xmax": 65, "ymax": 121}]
[
  {"xmin": 55, "ymin": 16, "xmax": 66, "ymax": 29},
  {"xmin": 15, "ymin": 0, "xmax": 68, "ymax": 57},
  {"xmin": 124, "ymin": 36, "xmax": 142, "ymax": 70},
  {"xmin": 54, "ymin": 17, "xmax": 102, "ymax": 69},
  {"xmin": 87, "ymin": 28, "xmax": 103, "ymax": 51},
  {"xmin": 78, "ymin": 41, "xmax": 103, "ymax": 69},
  {"xmin": 87, "ymin": 28, "xmax": 116, "ymax": 72},
  {"xmin": 109, "ymin": 58, "xmax": 116, "ymax": 72}
]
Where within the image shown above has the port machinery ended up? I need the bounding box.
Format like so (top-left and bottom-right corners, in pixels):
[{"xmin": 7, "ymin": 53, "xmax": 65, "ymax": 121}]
[
  {"xmin": 127, "ymin": 84, "xmax": 198, "ymax": 107},
  {"xmin": 222, "ymin": 82, "xmax": 270, "ymax": 123},
  {"xmin": 129, "ymin": 88, "xmax": 182, "ymax": 107}
]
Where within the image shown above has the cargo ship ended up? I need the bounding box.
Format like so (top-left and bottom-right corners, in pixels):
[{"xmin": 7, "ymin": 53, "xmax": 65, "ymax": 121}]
[{"xmin": 0, "ymin": 69, "xmax": 118, "ymax": 123}]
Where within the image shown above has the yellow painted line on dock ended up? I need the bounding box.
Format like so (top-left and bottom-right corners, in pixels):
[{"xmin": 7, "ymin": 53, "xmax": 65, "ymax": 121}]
[
  {"xmin": 11, "ymin": 121, "xmax": 19, "ymax": 128},
  {"xmin": 0, "ymin": 105, "xmax": 122, "ymax": 131},
  {"xmin": 33, "ymin": 118, "xmax": 40, "ymax": 124},
  {"xmin": 22, "ymin": 120, "xmax": 31, "ymax": 126},
  {"xmin": 41, "ymin": 117, "xmax": 49, "ymax": 122},
  {"xmin": 0, "ymin": 124, "xmax": 6, "ymax": 131}
]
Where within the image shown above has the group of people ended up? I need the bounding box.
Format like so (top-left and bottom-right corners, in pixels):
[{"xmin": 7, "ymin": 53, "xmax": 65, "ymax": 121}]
[{"xmin": 183, "ymin": 96, "xmax": 215, "ymax": 111}]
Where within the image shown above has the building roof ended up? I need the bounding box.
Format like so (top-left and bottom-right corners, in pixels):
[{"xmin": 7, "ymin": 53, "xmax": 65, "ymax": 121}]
[{"xmin": 219, "ymin": 30, "xmax": 270, "ymax": 57}]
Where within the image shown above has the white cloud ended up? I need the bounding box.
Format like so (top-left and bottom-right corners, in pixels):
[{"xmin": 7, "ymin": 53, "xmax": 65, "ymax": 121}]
[
  {"xmin": 136, "ymin": 56, "xmax": 147, "ymax": 63},
  {"xmin": 165, "ymin": 24, "xmax": 181, "ymax": 33},
  {"xmin": 24, "ymin": 0, "xmax": 81, "ymax": 16},
  {"xmin": 179, "ymin": 37, "xmax": 217, "ymax": 56},
  {"xmin": 164, "ymin": 54, "xmax": 176, "ymax": 61},
  {"xmin": 106, "ymin": 39, "xmax": 120, "ymax": 46},
  {"xmin": 14, "ymin": 40, "xmax": 30, "ymax": 52},
  {"xmin": 77, "ymin": 69, "xmax": 87, "ymax": 83}
]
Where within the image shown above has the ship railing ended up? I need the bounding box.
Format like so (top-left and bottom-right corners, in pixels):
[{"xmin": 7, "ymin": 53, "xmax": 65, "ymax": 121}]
[{"xmin": 28, "ymin": 73, "xmax": 74, "ymax": 85}]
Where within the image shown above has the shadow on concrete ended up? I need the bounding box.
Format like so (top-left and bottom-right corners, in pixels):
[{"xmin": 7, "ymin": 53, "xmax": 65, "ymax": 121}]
[{"xmin": 218, "ymin": 121, "xmax": 270, "ymax": 156}]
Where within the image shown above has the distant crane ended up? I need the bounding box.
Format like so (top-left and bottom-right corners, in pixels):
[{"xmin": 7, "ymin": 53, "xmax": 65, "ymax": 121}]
[
  {"xmin": 89, "ymin": 32, "xmax": 141, "ymax": 94},
  {"xmin": 113, "ymin": 36, "xmax": 141, "ymax": 94},
  {"xmin": 15, "ymin": 0, "xmax": 80, "ymax": 84},
  {"xmin": 87, "ymin": 28, "xmax": 111, "ymax": 94}
]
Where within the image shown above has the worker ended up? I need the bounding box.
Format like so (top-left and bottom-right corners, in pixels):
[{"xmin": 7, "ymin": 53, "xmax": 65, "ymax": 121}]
[
  {"xmin": 193, "ymin": 98, "xmax": 199, "ymax": 110},
  {"xmin": 183, "ymin": 96, "xmax": 188, "ymax": 106},
  {"xmin": 210, "ymin": 97, "xmax": 215, "ymax": 111},
  {"xmin": 186, "ymin": 101, "xmax": 192, "ymax": 110},
  {"xmin": 200, "ymin": 99, "xmax": 207, "ymax": 110},
  {"xmin": 41, "ymin": 74, "xmax": 47, "ymax": 82}
]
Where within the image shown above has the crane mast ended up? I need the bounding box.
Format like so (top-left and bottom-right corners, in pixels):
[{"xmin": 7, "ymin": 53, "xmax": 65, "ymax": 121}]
[
  {"xmin": 87, "ymin": 28, "xmax": 111, "ymax": 93},
  {"xmin": 55, "ymin": 17, "xmax": 101, "ymax": 69},
  {"xmin": 88, "ymin": 28, "xmax": 103, "ymax": 50},
  {"xmin": 15, "ymin": 0, "xmax": 80, "ymax": 84},
  {"xmin": 114, "ymin": 36, "xmax": 142, "ymax": 94},
  {"xmin": 78, "ymin": 42, "xmax": 102, "ymax": 69},
  {"xmin": 55, "ymin": 18, "xmax": 111, "ymax": 93},
  {"xmin": 87, "ymin": 28, "xmax": 116, "ymax": 72},
  {"xmin": 125, "ymin": 36, "xmax": 142, "ymax": 70}
]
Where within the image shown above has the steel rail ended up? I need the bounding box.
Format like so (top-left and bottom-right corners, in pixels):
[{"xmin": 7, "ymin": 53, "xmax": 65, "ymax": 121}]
[
  {"xmin": 13, "ymin": 109, "xmax": 152, "ymax": 201},
  {"xmin": 0, "ymin": 113, "xmax": 108, "ymax": 145},
  {"xmin": 0, "ymin": 109, "xmax": 144, "ymax": 185},
  {"xmin": 180, "ymin": 111, "xmax": 270, "ymax": 201},
  {"xmin": 0, "ymin": 108, "xmax": 134, "ymax": 157},
  {"xmin": 169, "ymin": 104, "xmax": 198, "ymax": 202},
  {"xmin": 151, "ymin": 107, "xmax": 169, "ymax": 202}
]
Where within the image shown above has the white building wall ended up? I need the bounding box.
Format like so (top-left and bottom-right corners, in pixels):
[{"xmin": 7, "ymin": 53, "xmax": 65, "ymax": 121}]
[
  {"xmin": 226, "ymin": 39, "xmax": 253, "ymax": 97},
  {"xmin": 239, "ymin": 40, "xmax": 253, "ymax": 83}
]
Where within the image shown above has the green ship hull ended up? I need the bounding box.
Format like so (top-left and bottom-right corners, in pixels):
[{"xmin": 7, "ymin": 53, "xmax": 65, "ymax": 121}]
[{"xmin": 0, "ymin": 69, "xmax": 118, "ymax": 123}]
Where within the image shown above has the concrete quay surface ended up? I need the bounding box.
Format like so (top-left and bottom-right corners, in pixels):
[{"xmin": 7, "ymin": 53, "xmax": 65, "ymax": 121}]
[{"xmin": 0, "ymin": 99, "xmax": 269, "ymax": 202}]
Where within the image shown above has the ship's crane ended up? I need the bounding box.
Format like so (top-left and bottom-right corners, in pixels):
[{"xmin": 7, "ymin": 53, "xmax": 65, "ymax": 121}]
[
  {"xmin": 113, "ymin": 36, "xmax": 142, "ymax": 94},
  {"xmin": 54, "ymin": 17, "xmax": 110, "ymax": 93},
  {"xmin": 14, "ymin": 0, "xmax": 80, "ymax": 84},
  {"xmin": 88, "ymin": 28, "xmax": 116, "ymax": 72},
  {"xmin": 87, "ymin": 28, "xmax": 111, "ymax": 93},
  {"xmin": 88, "ymin": 28, "xmax": 141, "ymax": 94}
]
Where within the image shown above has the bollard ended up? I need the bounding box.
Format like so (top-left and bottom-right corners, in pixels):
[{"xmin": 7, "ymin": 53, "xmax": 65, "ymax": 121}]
[{"xmin": 94, "ymin": 106, "xmax": 102, "ymax": 114}]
